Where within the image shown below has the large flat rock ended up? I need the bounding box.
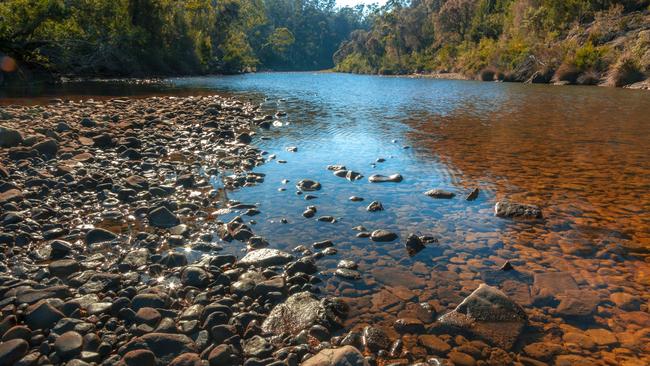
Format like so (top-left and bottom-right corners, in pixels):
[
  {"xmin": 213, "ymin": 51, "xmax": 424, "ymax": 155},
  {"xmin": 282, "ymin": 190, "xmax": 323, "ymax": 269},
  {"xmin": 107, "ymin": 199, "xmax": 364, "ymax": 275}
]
[
  {"xmin": 238, "ymin": 248, "xmax": 293, "ymax": 267},
  {"xmin": 437, "ymin": 284, "xmax": 527, "ymax": 349},
  {"xmin": 262, "ymin": 292, "xmax": 346, "ymax": 336}
]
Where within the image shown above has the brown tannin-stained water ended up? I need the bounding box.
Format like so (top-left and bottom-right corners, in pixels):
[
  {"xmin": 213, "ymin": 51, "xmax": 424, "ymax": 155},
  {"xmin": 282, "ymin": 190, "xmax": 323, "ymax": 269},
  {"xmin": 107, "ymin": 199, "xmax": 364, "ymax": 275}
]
[{"xmin": 4, "ymin": 73, "xmax": 650, "ymax": 364}]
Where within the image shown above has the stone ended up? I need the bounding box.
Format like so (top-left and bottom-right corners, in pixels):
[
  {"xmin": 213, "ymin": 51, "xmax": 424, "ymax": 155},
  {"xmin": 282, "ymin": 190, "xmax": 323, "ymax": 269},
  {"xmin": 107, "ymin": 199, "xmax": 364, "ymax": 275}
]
[
  {"xmin": 208, "ymin": 344, "xmax": 240, "ymax": 366},
  {"xmin": 54, "ymin": 331, "xmax": 83, "ymax": 359},
  {"xmin": 370, "ymin": 230, "xmax": 398, "ymax": 242},
  {"xmin": 0, "ymin": 126, "xmax": 23, "ymax": 147},
  {"xmin": 0, "ymin": 339, "xmax": 29, "ymax": 365},
  {"xmin": 181, "ymin": 267, "xmax": 210, "ymax": 288},
  {"xmin": 522, "ymin": 342, "xmax": 563, "ymax": 361},
  {"xmin": 362, "ymin": 326, "xmax": 391, "ymax": 352},
  {"xmin": 609, "ymin": 292, "xmax": 641, "ymax": 311},
  {"xmin": 33, "ymin": 139, "xmax": 58, "ymax": 158},
  {"xmin": 405, "ymin": 234, "xmax": 425, "ymax": 256},
  {"xmin": 296, "ymin": 179, "xmax": 321, "ymax": 191},
  {"xmin": 438, "ymin": 284, "xmax": 527, "ymax": 349},
  {"xmin": 148, "ymin": 206, "xmax": 180, "ymax": 228},
  {"xmin": 335, "ymin": 268, "xmax": 361, "ymax": 280},
  {"xmin": 243, "ymin": 335, "xmax": 272, "ymax": 358},
  {"xmin": 49, "ymin": 259, "xmax": 80, "ymax": 278},
  {"xmin": 424, "ymin": 189, "xmax": 455, "ymax": 199},
  {"xmin": 393, "ymin": 317, "xmax": 425, "ymax": 333},
  {"xmin": 168, "ymin": 353, "xmax": 202, "ymax": 366},
  {"xmin": 448, "ymin": 351, "xmax": 476, "ymax": 366},
  {"xmin": 85, "ymin": 228, "xmax": 118, "ymax": 245},
  {"xmin": 122, "ymin": 349, "xmax": 156, "ymax": 366},
  {"xmin": 532, "ymin": 272, "xmax": 578, "ymax": 303},
  {"xmin": 346, "ymin": 171, "xmax": 363, "ymax": 181},
  {"xmin": 25, "ymin": 301, "xmax": 65, "ymax": 330},
  {"xmin": 15, "ymin": 286, "xmax": 71, "ymax": 305},
  {"xmin": 466, "ymin": 188, "xmax": 480, "ymax": 201},
  {"xmin": 584, "ymin": 328, "xmax": 618, "ymax": 346},
  {"xmin": 131, "ymin": 293, "xmax": 168, "ymax": 311},
  {"xmin": 139, "ymin": 333, "xmax": 196, "ymax": 365},
  {"xmin": 494, "ymin": 201, "xmax": 542, "ymax": 219},
  {"xmin": 368, "ymin": 174, "xmax": 402, "ymax": 183},
  {"xmin": 262, "ymin": 292, "xmax": 346, "ymax": 335},
  {"xmin": 367, "ymin": 201, "xmax": 384, "ymax": 212},
  {"xmin": 2, "ymin": 326, "xmax": 31, "ymax": 342},
  {"xmin": 555, "ymin": 290, "xmax": 599, "ymax": 318},
  {"xmin": 238, "ymin": 248, "xmax": 293, "ymax": 267},
  {"xmin": 302, "ymin": 345, "xmax": 368, "ymax": 366},
  {"xmin": 417, "ymin": 335, "xmax": 450, "ymax": 355}
]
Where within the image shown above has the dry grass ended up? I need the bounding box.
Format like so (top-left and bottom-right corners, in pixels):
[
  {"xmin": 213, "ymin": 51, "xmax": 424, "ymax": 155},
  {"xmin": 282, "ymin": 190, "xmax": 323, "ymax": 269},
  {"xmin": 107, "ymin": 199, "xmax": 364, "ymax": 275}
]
[{"xmin": 604, "ymin": 53, "xmax": 644, "ymax": 87}]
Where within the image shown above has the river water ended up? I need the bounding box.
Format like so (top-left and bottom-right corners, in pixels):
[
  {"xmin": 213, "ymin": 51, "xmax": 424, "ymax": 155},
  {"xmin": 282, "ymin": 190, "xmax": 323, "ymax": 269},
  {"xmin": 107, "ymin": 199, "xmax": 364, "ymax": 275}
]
[{"xmin": 4, "ymin": 73, "xmax": 650, "ymax": 363}]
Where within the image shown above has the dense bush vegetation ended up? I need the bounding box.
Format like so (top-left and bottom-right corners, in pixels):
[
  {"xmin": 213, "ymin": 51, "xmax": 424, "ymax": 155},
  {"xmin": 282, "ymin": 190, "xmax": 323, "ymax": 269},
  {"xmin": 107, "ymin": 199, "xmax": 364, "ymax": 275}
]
[
  {"xmin": 334, "ymin": 0, "xmax": 650, "ymax": 85},
  {"xmin": 2, "ymin": 0, "xmax": 648, "ymax": 87},
  {"xmin": 0, "ymin": 0, "xmax": 368, "ymax": 79}
]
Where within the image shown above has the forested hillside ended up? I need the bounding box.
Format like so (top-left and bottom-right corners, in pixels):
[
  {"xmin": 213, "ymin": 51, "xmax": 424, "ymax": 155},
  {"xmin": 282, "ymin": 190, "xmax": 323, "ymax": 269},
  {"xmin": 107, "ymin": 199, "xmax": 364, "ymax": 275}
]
[
  {"xmin": 0, "ymin": 0, "xmax": 368, "ymax": 81},
  {"xmin": 334, "ymin": 0, "xmax": 650, "ymax": 86}
]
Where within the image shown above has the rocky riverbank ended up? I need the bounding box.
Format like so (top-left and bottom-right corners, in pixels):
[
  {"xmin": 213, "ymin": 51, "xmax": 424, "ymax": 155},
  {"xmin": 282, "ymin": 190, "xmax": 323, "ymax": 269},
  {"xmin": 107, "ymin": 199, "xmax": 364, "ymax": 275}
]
[
  {"xmin": 0, "ymin": 96, "xmax": 356, "ymax": 366},
  {"xmin": 0, "ymin": 94, "xmax": 648, "ymax": 366}
]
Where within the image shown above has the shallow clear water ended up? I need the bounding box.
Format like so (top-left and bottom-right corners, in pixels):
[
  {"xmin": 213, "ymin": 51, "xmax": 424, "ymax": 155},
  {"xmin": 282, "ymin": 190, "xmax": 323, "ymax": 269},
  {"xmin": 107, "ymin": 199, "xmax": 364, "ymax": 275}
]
[{"xmin": 5, "ymin": 73, "xmax": 650, "ymax": 361}]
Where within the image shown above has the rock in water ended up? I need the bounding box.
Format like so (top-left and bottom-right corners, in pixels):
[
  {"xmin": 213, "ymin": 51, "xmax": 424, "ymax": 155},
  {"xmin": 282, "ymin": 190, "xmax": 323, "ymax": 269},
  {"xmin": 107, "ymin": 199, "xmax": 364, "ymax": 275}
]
[
  {"xmin": 302, "ymin": 345, "xmax": 368, "ymax": 366},
  {"xmin": 296, "ymin": 179, "xmax": 322, "ymax": 191},
  {"xmin": 262, "ymin": 292, "xmax": 347, "ymax": 335},
  {"xmin": 368, "ymin": 174, "xmax": 403, "ymax": 183},
  {"xmin": 238, "ymin": 248, "xmax": 293, "ymax": 267},
  {"xmin": 370, "ymin": 230, "xmax": 398, "ymax": 242},
  {"xmin": 53, "ymin": 331, "xmax": 83, "ymax": 359},
  {"xmin": 424, "ymin": 189, "xmax": 455, "ymax": 199},
  {"xmin": 494, "ymin": 201, "xmax": 542, "ymax": 219},
  {"xmin": 466, "ymin": 187, "xmax": 480, "ymax": 201},
  {"xmin": 366, "ymin": 201, "xmax": 384, "ymax": 212},
  {"xmin": 437, "ymin": 284, "xmax": 527, "ymax": 349},
  {"xmin": 405, "ymin": 234, "xmax": 425, "ymax": 256}
]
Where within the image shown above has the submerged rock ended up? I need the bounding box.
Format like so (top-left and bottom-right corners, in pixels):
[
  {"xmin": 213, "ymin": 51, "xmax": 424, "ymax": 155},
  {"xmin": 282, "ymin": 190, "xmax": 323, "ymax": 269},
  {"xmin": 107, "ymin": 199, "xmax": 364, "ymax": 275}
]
[
  {"xmin": 494, "ymin": 201, "xmax": 542, "ymax": 219},
  {"xmin": 362, "ymin": 326, "xmax": 391, "ymax": 352},
  {"xmin": 437, "ymin": 284, "xmax": 527, "ymax": 349},
  {"xmin": 368, "ymin": 174, "xmax": 403, "ymax": 183}
]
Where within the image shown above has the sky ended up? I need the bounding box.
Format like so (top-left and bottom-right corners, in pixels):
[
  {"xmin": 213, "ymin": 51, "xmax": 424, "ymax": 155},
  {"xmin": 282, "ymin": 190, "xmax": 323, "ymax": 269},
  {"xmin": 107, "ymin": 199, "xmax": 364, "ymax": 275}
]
[{"xmin": 336, "ymin": 0, "xmax": 387, "ymax": 8}]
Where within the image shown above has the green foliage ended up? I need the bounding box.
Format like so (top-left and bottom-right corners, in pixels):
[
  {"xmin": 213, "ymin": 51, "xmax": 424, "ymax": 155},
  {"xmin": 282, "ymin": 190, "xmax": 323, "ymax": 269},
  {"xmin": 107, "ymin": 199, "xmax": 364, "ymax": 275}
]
[
  {"xmin": 333, "ymin": 0, "xmax": 650, "ymax": 84},
  {"xmin": 1, "ymin": 0, "xmax": 369, "ymax": 78},
  {"xmin": 573, "ymin": 42, "xmax": 608, "ymax": 71}
]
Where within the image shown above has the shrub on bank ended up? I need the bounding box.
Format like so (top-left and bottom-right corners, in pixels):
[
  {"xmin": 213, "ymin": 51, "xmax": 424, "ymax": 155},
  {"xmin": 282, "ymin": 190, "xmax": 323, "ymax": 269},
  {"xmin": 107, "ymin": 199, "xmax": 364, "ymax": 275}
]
[{"xmin": 605, "ymin": 53, "xmax": 645, "ymax": 86}]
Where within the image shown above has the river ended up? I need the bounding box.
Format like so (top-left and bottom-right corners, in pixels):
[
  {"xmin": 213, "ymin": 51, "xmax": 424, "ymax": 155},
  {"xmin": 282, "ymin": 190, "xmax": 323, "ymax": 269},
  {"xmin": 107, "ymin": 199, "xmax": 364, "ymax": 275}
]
[{"xmin": 3, "ymin": 72, "xmax": 650, "ymax": 363}]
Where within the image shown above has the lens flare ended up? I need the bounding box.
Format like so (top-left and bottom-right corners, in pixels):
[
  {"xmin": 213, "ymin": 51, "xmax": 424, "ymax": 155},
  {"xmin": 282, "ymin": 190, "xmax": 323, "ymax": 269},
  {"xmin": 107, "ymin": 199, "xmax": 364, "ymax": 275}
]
[{"xmin": 0, "ymin": 56, "xmax": 17, "ymax": 72}]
